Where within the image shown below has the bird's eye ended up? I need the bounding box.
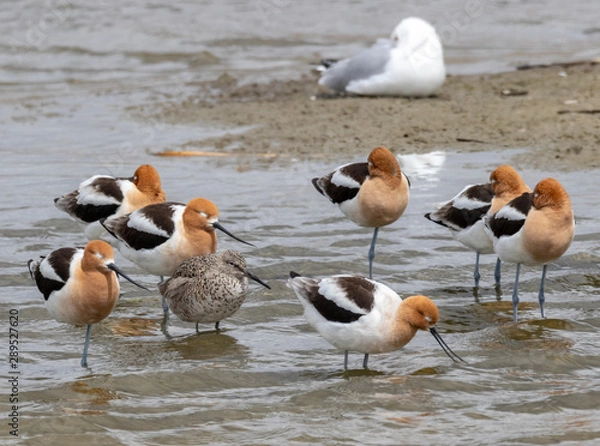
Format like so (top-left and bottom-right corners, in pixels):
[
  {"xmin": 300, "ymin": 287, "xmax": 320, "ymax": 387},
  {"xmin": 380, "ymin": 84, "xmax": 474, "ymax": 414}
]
[{"xmin": 200, "ymin": 212, "xmax": 209, "ymax": 218}]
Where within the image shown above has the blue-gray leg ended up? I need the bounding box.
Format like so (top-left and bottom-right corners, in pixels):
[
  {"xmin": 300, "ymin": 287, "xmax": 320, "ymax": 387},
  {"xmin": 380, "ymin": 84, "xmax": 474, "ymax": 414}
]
[
  {"xmin": 81, "ymin": 324, "xmax": 92, "ymax": 368},
  {"xmin": 160, "ymin": 276, "xmax": 170, "ymax": 315},
  {"xmin": 473, "ymin": 252, "xmax": 481, "ymax": 288},
  {"xmin": 368, "ymin": 228, "xmax": 380, "ymax": 279},
  {"xmin": 362, "ymin": 353, "xmax": 369, "ymax": 369},
  {"xmin": 494, "ymin": 257, "xmax": 502, "ymax": 287},
  {"xmin": 344, "ymin": 350, "xmax": 349, "ymax": 370},
  {"xmin": 512, "ymin": 263, "xmax": 521, "ymax": 322},
  {"xmin": 538, "ymin": 265, "xmax": 548, "ymax": 319}
]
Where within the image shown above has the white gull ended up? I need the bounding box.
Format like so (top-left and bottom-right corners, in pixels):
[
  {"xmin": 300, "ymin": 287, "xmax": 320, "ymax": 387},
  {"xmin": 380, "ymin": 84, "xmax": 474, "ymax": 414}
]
[{"xmin": 318, "ymin": 17, "xmax": 445, "ymax": 97}]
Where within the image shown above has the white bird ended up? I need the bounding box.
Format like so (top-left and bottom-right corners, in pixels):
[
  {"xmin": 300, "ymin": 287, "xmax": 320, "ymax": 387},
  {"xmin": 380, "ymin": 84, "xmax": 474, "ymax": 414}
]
[{"xmin": 318, "ymin": 17, "xmax": 445, "ymax": 97}]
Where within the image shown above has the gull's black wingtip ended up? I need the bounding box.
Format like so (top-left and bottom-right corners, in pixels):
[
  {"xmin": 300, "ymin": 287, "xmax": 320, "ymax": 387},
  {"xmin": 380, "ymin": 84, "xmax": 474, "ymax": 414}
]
[{"xmin": 320, "ymin": 58, "xmax": 338, "ymax": 69}]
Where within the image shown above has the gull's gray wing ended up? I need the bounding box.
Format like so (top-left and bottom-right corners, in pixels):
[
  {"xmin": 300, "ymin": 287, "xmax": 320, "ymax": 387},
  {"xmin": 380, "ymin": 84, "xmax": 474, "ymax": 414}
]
[{"xmin": 319, "ymin": 39, "xmax": 392, "ymax": 92}]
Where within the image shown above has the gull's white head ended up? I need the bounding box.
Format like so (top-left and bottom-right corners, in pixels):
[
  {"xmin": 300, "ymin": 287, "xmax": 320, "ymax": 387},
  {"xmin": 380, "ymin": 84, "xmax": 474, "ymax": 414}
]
[{"xmin": 390, "ymin": 17, "xmax": 443, "ymax": 58}]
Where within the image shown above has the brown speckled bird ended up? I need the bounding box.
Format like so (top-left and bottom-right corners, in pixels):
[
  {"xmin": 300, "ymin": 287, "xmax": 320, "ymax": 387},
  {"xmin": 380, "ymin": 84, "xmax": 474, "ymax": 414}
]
[{"xmin": 158, "ymin": 250, "xmax": 270, "ymax": 332}]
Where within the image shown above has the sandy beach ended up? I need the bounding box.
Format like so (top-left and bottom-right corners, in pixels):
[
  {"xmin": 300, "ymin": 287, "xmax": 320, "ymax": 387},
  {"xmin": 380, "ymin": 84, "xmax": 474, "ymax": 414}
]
[{"xmin": 139, "ymin": 61, "xmax": 600, "ymax": 171}]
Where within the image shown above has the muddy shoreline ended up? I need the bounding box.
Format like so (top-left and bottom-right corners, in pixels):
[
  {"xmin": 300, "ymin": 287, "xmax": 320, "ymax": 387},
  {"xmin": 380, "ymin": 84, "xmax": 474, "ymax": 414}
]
[{"xmin": 138, "ymin": 61, "xmax": 599, "ymax": 171}]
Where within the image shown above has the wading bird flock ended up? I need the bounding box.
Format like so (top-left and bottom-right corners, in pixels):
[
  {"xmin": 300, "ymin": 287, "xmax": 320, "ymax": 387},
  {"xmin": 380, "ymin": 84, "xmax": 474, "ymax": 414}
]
[
  {"xmin": 26, "ymin": 17, "xmax": 575, "ymax": 370},
  {"xmin": 425, "ymin": 165, "xmax": 574, "ymax": 323},
  {"xmin": 28, "ymin": 148, "xmax": 574, "ymax": 370}
]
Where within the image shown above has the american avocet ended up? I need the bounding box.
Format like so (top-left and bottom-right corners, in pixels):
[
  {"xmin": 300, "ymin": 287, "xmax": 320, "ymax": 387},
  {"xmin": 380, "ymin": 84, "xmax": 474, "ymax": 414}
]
[
  {"xmin": 425, "ymin": 183, "xmax": 494, "ymax": 288},
  {"xmin": 488, "ymin": 164, "xmax": 532, "ymax": 214},
  {"xmin": 27, "ymin": 240, "xmax": 148, "ymax": 367},
  {"xmin": 55, "ymin": 164, "xmax": 166, "ymax": 240},
  {"xmin": 425, "ymin": 165, "xmax": 531, "ymax": 288},
  {"xmin": 485, "ymin": 178, "xmax": 574, "ymax": 321},
  {"xmin": 287, "ymin": 272, "xmax": 464, "ymax": 370},
  {"xmin": 318, "ymin": 17, "xmax": 445, "ymax": 97},
  {"xmin": 101, "ymin": 198, "xmax": 255, "ymax": 313},
  {"xmin": 158, "ymin": 250, "xmax": 270, "ymax": 332},
  {"xmin": 312, "ymin": 146, "xmax": 410, "ymax": 279}
]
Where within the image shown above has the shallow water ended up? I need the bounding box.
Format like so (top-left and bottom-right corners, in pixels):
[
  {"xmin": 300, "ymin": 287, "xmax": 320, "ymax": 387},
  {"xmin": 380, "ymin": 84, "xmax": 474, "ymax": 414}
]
[
  {"xmin": 3, "ymin": 148, "xmax": 600, "ymax": 444},
  {"xmin": 2, "ymin": 1, "xmax": 600, "ymax": 444}
]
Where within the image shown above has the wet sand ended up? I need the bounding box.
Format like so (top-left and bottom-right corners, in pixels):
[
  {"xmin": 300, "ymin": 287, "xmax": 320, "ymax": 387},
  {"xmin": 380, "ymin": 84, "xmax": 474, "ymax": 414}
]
[{"xmin": 141, "ymin": 61, "xmax": 600, "ymax": 171}]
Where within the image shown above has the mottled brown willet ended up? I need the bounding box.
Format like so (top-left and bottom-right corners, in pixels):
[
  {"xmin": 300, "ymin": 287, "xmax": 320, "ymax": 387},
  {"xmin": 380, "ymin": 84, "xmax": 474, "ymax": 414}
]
[{"xmin": 158, "ymin": 250, "xmax": 270, "ymax": 332}]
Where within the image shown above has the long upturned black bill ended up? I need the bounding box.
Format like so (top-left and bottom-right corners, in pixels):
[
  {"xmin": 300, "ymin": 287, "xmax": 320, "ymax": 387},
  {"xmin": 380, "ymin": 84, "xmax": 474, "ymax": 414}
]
[
  {"xmin": 107, "ymin": 263, "xmax": 151, "ymax": 291},
  {"xmin": 246, "ymin": 270, "xmax": 271, "ymax": 290},
  {"xmin": 429, "ymin": 327, "xmax": 466, "ymax": 363},
  {"xmin": 213, "ymin": 221, "xmax": 256, "ymax": 248}
]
